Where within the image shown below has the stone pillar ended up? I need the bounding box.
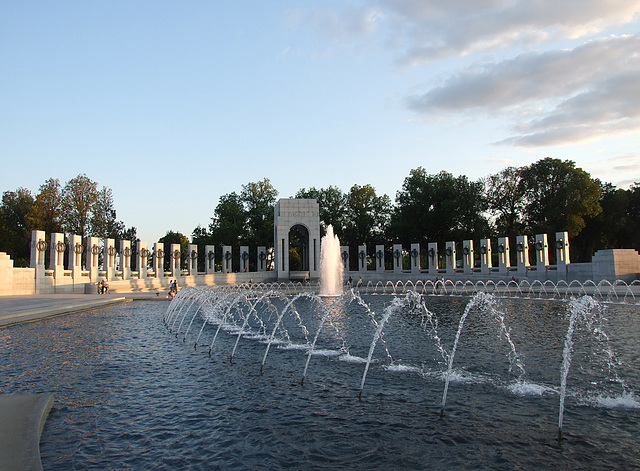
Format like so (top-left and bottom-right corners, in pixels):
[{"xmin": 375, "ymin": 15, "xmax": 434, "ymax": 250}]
[
  {"xmin": 427, "ymin": 242, "xmax": 438, "ymax": 276},
  {"xmin": 375, "ymin": 245, "xmax": 385, "ymax": 272},
  {"xmin": 86, "ymin": 237, "xmax": 101, "ymax": 282},
  {"xmin": 69, "ymin": 234, "xmax": 83, "ymax": 279},
  {"xmin": 515, "ymin": 235, "xmax": 529, "ymax": 277},
  {"xmin": 358, "ymin": 245, "xmax": 367, "ymax": 272},
  {"xmin": 153, "ymin": 242, "xmax": 164, "ymax": 278},
  {"xmin": 240, "ymin": 246, "xmax": 249, "ymax": 272},
  {"xmin": 49, "ymin": 232, "xmax": 66, "ymax": 279},
  {"xmin": 30, "ymin": 230, "xmax": 46, "ymax": 270},
  {"xmin": 556, "ymin": 231, "xmax": 570, "ymax": 280},
  {"xmin": 410, "ymin": 243, "xmax": 420, "ymax": 274},
  {"xmin": 137, "ymin": 241, "xmax": 148, "ymax": 278},
  {"xmin": 103, "ymin": 238, "xmax": 116, "ymax": 281},
  {"xmin": 556, "ymin": 231, "xmax": 570, "ymax": 266},
  {"xmin": 445, "ymin": 241, "xmax": 456, "ymax": 275},
  {"xmin": 462, "ymin": 240, "xmax": 474, "ymax": 274},
  {"xmin": 535, "ymin": 234, "xmax": 549, "ymax": 268},
  {"xmin": 120, "ymin": 240, "xmax": 132, "ymax": 280},
  {"xmin": 393, "ymin": 244, "xmax": 403, "ymax": 273},
  {"xmin": 340, "ymin": 246, "xmax": 349, "ymax": 272},
  {"xmin": 187, "ymin": 244, "xmax": 198, "ymax": 276},
  {"xmin": 497, "ymin": 237, "xmax": 510, "ymax": 274},
  {"xmin": 205, "ymin": 245, "xmax": 216, "ymax": 274},
  {"xmin": 222, "ymin": 245, "xmax": 233, "ymax": 273},
  {"xmin": 480, "ymin": 238, "xmax": 492, "ymax": 275},
  {"xmin": 275, "ymin": 234, "xmax": 288, "ymax": 278},
  {"xmin": 170, "ymin": 243, "xmax": 181, "ymax": 278},
  {"xmin": 257, "ymin": 246, "xmax": 267, "ymax": 272}
]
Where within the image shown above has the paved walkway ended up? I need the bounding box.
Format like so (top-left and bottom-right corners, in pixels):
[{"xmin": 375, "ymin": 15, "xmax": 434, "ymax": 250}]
[
  {"xmin": 0, "ymin": 292, "xmax": 170, "ymax": 328},
  {"xmin": 0, "ymin": 292, "xmax": 172, "ymax": 470}
]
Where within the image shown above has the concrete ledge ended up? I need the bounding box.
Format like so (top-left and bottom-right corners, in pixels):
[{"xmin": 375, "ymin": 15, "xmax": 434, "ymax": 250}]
[
  {"xmin": 0, "ymin": 297, "xmax": 128, "ymax": 328},
  {"xmin": 0, "ymin": 394, "xmax": 54, "ymax": 471}
]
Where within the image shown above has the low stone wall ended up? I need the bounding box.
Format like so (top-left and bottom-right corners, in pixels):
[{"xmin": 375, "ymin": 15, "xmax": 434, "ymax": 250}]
[
  {"xmin": 1, "ymin": 249, "xmax": 639, "ymax": 296},
  {"xmin": 102, "ymin": 272, "xmax": 276, "ymax": 295}
]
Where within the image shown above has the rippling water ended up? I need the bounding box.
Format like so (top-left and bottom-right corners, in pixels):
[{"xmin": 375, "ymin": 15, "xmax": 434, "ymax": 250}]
[{"xmin": 1, "ymin": 296, "xmax": 639, "ymax": 470}]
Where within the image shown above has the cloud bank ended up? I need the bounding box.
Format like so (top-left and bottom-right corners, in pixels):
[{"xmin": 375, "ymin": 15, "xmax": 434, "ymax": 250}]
[{"xmin": 302, "ymin": 0, "xmax": 640, "ymax": 148}]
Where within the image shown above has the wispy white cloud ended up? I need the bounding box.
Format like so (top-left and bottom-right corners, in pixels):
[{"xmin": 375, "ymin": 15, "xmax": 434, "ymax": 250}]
[
  {"xmin": 406, "ymin": 34, "xmax": 640, "ymax": 147},
  {"xmin": 300, "ymin": 1, "xmax": 640, "ymax": 149},
  {"xmin": 582, "ymin": 154, "xmax": 640, "ymax": 188},
  {"xmin": 329, "ymin": 0, "xmax": 640, "ymax": 64},
  {"xmin": 503, "ymin": 70, "xmax": 640, "ymax": 146}
]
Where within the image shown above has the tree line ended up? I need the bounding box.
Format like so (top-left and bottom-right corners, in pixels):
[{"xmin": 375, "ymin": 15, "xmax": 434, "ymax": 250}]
[
  {"xmin": 0, "ymin": 174, "xmax": 135, "ymax": 267},
  {"xmin": 2, "ymin": 158, "xmax": 639, "ymax": 269},
  {"xmin": 191, "ymin": 158, "xmax": 638, "ymax": 269}
]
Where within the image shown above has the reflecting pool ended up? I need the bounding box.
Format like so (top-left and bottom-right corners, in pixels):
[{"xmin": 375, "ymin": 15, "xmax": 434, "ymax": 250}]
[{"xmin": 1, "ymin": 292, "xmax": 639, "ymax": 470}]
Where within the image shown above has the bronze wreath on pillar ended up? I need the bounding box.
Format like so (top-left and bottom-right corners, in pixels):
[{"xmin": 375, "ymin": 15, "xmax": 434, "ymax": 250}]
[
  {"xmin": 259, "ymin": 252, "xmax": 266, "ymax": 261},
  {"xmin": 156, "ymin": 249, "xmax": 164, "ymax": 259},
  {"xmin": 462, "ymin": 246, "xmax": 470, "ymax": 256},
  {"xmin": 191, "ymin": 250, "xmax": 198, "ymax": 260},
  {"xmin": 173, "ymin": 250, "xmax": 181, "ymax": 260},
  {"xmin": 341, "ymin": 251, "xmax": 348, "ymax": 262},
  {"xmin": 108, "ymin": 246, "xmax": 117, "ymax": 257},
  {"xmin": 480, "ymin": 246, "xmax": 487, "ymax": 255},
  {"xmin": 140, "ymin": 248, "xmax": 149, "ymax": 259},
  {"xmin": 208, "ymin": 251, "xmax": 215, "ymax": 261},
  {"xmin": 556, "ymin": 240, "xmax": 564, "ymax": 249},
  {"xmin": 224, "ymin": 251, "xmax": 232, "ymax": 261},
  {"xmin": 536, "ymin": 241, "xmax": 544, "ymax": 251},
  {"xmin": 393, "ymin": 249, "xmax": 401, "ymax": 260},
  {"xmin": 123, "ymin": 247, "xmax": 131, "ymax": 258},
  {"xmin": 498, "ymin": 244, "xmax": 505, "ymax": 253},
  {"xmin": 242, "ymin": 251, "xmax": 249, "ymax": 261},
  {"xmin": 359, "ymin": 251, "xmax": 366, "ymax": 261},
  {"xmin": 91, "ymin": 244, "xmax": 101, "ymax": 255},
  {"xmin": 410, "ymin": 248, "xmax": 418, "ymax": 260},
  {"xmin": 516, "ymin": 242, "xmax": 524, "ymax": 252},
  {"xmin": 56, "ymin": 241, "xmax": 66, "ymax": 253},
  {"xmin": 74, "ymin": 242, "xmax": 84, "ymax": 255},
  {"xmin": 428, "ymin": 248, "xmax": 435, "ymax": 259},
  {"xmin": 37, "ymin": 240, "xmax": 47, "ymax": 252}
]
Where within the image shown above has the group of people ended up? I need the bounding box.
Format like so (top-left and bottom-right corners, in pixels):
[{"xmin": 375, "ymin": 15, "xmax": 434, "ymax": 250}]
[
  {"xmin": 98, "ymin": 279, "xmax": 109, "ymax": 294},
  {"xmin": 168, "ymin": 279, "xmax": 178, "ymax": 298}
]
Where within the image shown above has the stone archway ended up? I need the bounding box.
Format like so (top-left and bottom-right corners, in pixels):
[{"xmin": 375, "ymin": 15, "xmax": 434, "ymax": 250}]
[{"xmin": 274, "ymin": 199, "xmax": 320, "ymax": 281}]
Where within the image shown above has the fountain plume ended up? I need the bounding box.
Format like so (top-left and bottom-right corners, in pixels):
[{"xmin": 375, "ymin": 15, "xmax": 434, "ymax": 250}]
[{"xmin": 320, "ymin": 225, "xmax": 344, "ymax": 296}]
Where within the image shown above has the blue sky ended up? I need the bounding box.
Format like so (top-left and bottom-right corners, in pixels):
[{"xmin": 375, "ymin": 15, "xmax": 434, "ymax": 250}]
[{"xmin": 2, "ymin": 1, "xmax": 639, "ymax": 243}]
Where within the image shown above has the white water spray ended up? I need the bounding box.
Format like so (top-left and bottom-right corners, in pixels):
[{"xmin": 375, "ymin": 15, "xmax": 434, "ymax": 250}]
[{"xmin": 320, "ymin": 225, "xmax": 344, "ymax": 296}]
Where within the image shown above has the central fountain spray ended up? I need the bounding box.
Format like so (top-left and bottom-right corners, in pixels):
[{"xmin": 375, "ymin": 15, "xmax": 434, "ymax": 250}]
[{"xmin": 319, "ymin": 225, "xmax": 344, "ymax": 296}]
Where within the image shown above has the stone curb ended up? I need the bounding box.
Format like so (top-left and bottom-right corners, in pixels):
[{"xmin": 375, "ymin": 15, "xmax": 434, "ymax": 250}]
[
  {"xmin": 0, "ymin": 297, "xmax": 129, "ymax": 327},
  {"xmin": 0, "ymin": 394, "xmax": 54, "ymax": 471}
]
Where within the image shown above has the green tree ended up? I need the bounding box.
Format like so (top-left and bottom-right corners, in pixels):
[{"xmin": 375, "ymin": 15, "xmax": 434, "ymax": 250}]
[
  {"xmin": 0, "ymin": 188, "xmax": 35, "ymax": 266},
  {"xmin": 241, "ymin": 178, "xmax": 278, "ymax": 247},
  {"xmin": 627, "ymin": 183, "xmax": 640, "ymax": 250},
  {"xmin": 91, "ymin": 186, "xmax": 125, "ymax": 239},
  {"xmin": 60, "ymin": 174, "xmax": 99, "ymax": 238},
  {"xmin": 159, "ymin": 230, "xmax": 190, "ymax": 270},
  {"xmin": 26, "ymin": 178, "xmax": 63, "ymax": 236},
  {"xmin": 343, "ymin": 184, "xmax": 391, "ymax": 247},
  {"xmin": 519, "ymin": 158, "xmax": 602, "ymax": 237},
  {"xmin": 484, "ymin": 167, "xmax": 525, "ymax": 237},
  {"xmin": 209, "ymin": 192, "xmax": 246, "ymax": 247},
  {"xmin": 191, "ymin": 224, "xmax": 214, "ymax": 272},
  {"xmin": 390, "ymin": 168, "xmax": 489, "ymax": 246},
  {"xmin": 295, "ymin": 186, "xmax": 347, "ymax": 237},
  {"xmin": 572, "ymin": 182, "xmax": 640, "ymax": 260}
]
